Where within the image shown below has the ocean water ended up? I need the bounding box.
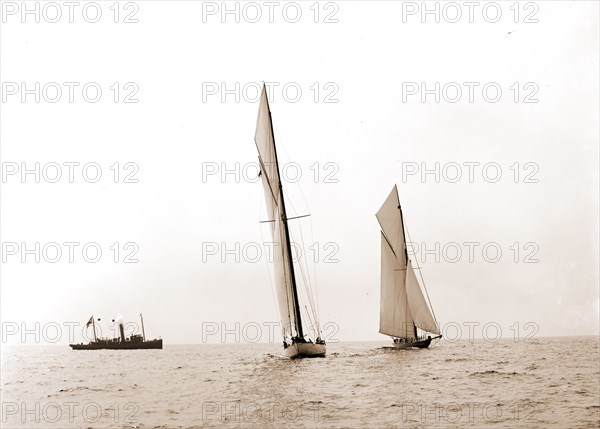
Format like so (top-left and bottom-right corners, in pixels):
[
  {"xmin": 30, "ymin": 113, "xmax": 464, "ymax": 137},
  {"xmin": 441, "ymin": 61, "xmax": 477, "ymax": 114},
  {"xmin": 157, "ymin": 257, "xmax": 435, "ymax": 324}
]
[{"xmin": 1, "ymin": 337, "xmax": 598, "ymax": 428}]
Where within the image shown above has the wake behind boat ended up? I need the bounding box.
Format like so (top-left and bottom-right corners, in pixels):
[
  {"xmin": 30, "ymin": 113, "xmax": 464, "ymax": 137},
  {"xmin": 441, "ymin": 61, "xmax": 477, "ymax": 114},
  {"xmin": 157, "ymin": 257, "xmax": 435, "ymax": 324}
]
[
  {"xmin": 376, "ymin": 185, "xmax": 442, "ymax": 349},
  {"xmin": 254, "ymin": 84, "xmax": 326, "ymax": 359},
  {"xmin": 69, "ymin": 314, "xmax": 162, "ymax": 350}
]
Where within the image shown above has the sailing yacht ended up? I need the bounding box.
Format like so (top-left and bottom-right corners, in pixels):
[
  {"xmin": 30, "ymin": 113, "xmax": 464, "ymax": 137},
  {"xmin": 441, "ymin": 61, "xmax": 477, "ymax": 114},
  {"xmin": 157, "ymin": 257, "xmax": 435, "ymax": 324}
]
[
  {"xmin": 376, "ymin": 185, "xmax": 442, "ymax": 349},
  {"xmin": 254, "ymin": 84, "xmax": 326, "ymax": 358}
]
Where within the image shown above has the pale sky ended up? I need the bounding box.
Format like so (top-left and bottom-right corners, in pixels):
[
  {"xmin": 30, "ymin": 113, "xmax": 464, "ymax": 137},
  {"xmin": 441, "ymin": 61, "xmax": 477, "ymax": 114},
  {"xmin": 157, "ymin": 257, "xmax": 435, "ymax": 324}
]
[{"xmin": 1, "ymin": 1, "xmax": 598, "ymax": 345}]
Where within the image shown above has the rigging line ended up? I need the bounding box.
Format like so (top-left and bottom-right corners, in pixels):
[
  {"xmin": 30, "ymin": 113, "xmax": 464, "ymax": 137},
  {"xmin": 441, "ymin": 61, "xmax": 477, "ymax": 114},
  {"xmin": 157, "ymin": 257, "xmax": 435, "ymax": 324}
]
[
  {"xmin": 271, "ymin": 118, "xmax": 312, "ymax": 223},
  {"xmin": 298, "ymin": 223, "xmax": 317, "ymax": 322},
  {"xmin": 297, "ymin": 242, "xmax": 318, "ymax": 334},
  {"xmin": 404, "ymin": 221, "xmax": 438, "ymax": 324},
  {"xmin": 271, "ymin": 121, "xmax": 309, "ymax": 220},
  {"xmin": 303, "ymin": 305, "xmax": 316, "ymax": 337},
  {"xmin": 308, "ymin": 215, "xmax": 320, "ymax": 324},
  {"xmin": 273, "ymin": 114, "xmax": 313, "ymax": 229},
  {"xmin": 294, "ymin": 221, "xmax": 310, "ymax": 291},
  {"xmin": 295, "ymin": 225, "xmax": 321, "ymax": 340},
  {"xmin": 271, "ymin": 119, "xmax": 321, "ymax": 334},
  {"xmin": 290, "ymin": 221, "xmax": 318, "ymax": 336},
  {"xmin": 282, "ymin": 184, "xmax": 301, "ymax": 220},
  {"xmin": 292, "ymin": 210, "xmax": 320, "ymax": 332},
  {"xmin": 258, "ymin": 195, "xmax": 282, "ymax": 334}
]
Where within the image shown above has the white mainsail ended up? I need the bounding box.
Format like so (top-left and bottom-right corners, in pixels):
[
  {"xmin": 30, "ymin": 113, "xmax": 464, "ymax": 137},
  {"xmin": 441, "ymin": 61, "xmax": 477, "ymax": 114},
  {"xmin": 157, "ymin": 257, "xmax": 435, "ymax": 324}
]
[
  {"xmin": 254, "ymin": 85, "xmax": 301, "ymax": 340},
  {"xmin": 377, "ymin": 185, "xmax": 439, "ymax": 338}
]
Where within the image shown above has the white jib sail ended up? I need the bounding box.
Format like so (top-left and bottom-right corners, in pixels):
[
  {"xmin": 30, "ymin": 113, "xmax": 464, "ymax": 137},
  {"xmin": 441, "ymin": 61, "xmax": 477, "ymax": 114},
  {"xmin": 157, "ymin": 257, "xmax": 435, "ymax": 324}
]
[{"xmin": 405, "ymin": 259, "xmax": 441, "ymax": 335}]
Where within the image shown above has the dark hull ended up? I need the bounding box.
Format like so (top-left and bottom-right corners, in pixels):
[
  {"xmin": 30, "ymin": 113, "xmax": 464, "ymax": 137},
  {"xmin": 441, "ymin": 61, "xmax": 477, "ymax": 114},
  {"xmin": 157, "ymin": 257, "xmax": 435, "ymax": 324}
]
[
  {"xmin": 413, "ymin": 338, "xmax": 432, "ymax": 348},
  {"xmin": 70, "ymin": 339, "xmax": 162, "ymax": 350},
  {"xmin": 392, "ymin": 335, "xmax": 442, "ymax": 349}
]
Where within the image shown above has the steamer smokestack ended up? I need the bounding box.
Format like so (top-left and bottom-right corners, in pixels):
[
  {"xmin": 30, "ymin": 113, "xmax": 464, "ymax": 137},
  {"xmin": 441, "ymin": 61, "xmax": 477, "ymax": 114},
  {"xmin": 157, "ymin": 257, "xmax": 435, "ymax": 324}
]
[{"xmin": 119, "ymin": 323, "xmax": 126, "ymax": 342}]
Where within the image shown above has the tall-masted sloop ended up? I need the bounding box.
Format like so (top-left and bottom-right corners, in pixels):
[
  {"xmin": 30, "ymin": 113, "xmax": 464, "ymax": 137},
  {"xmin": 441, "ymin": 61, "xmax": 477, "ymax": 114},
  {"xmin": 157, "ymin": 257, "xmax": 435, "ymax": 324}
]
[
  {"xmin": 377, "ymin": 185, "xmax": 442, "ymax": 349},
  {"xmin": 254, "ymin": 84, "xmax": 326, "ymax": 358}
]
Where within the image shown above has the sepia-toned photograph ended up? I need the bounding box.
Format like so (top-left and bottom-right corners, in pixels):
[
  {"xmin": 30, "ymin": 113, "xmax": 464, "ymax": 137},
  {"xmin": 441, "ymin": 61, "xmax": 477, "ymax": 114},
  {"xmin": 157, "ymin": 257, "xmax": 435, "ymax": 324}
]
[{"xmin": 1, "ymin": 1, "xmax": 598, "ymax": 428}]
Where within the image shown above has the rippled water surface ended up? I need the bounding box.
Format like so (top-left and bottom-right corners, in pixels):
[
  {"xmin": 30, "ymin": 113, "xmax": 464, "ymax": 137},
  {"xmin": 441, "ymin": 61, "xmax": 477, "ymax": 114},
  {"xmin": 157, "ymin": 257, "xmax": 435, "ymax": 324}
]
[{"xmin": 1, "ymin": 337, "xmax": 598, "ymax": 428}]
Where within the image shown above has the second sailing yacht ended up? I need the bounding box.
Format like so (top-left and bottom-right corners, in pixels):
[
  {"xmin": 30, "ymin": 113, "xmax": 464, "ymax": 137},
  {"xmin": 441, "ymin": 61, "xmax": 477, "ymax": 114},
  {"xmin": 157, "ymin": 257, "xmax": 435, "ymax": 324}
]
[{"xmin": 376, "ymin": 185, "xmax": 442, "ymax": 348}]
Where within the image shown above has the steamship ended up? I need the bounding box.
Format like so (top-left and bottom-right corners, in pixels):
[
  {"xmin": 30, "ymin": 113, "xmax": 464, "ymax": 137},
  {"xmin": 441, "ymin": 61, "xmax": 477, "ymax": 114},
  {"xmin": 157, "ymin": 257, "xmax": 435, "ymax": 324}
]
[{"xmin": 69, "ymin": 314, "xmax": 162, "ymax": 350}]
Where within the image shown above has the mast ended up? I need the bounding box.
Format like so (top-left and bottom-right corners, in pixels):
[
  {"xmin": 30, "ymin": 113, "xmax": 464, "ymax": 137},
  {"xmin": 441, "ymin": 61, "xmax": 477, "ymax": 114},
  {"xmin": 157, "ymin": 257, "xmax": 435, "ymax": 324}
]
[
  {"xmin": 140, "ymin": 313, "xmax": 146, "ymax": 341},
  {"xmin": 92, "ymin": 316, "xmax": 97, "ymax": 341},
  {"xmin": 266, "ymin": 103, "xmax": 304, "ymax": 340},
  {"xmin": 398, "ymin": 204, "xmax": 409, "ymax": 264},
  {"xmin": 399, "ymin": 191, "xmax": 422, "ymax": 340},
  {"xmin": 401, "ymin": 200, "xmax": 415, "ymax": 341}
]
